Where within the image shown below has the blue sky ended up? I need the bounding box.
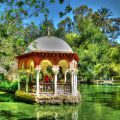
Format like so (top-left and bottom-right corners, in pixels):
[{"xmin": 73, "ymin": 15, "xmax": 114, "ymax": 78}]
[
  {"xmin": 24, "ymin": 0, "xmax": 120, "ymax": 26},
  {"xmin": 23, "ymin": 0, "xmax": 120, "ymax": 43}
]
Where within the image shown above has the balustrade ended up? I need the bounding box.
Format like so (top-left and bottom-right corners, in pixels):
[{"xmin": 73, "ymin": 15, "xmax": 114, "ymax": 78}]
[{"xmin": 20, "ymin": 81, "xmax": 71, "ymax": 95}]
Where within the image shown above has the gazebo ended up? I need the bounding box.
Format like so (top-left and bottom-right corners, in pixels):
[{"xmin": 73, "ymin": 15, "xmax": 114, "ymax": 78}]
[{"xmin": 16, "ymin": 36, "xmax": 79, "ymax": 97}]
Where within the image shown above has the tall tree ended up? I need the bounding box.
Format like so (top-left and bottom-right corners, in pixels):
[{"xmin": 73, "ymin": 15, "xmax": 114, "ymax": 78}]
[
  {"xmin": 24, "ymin": 22, "xmax": 40, "ymax": 42},
  {"xmin": 92, "ymin": 8, "xmax": 112, "ymax": 29},
  {"xmin": 39, "ymin": 18, "xmax": 56, "ymax": 36},
  {"xmin": 0, "ymin": 13, "xmax": 26, "ymax": 80},
  {"xmin": 73, "ymin": 5, "xmax": 93, "ymax": 20},
  {"xmin": 92, "ymin": 8, "xmax": 120, "ymax": 41},
  {"xmin": 57, "ymin": 17, "xmax": 74, "ymax": 33}
]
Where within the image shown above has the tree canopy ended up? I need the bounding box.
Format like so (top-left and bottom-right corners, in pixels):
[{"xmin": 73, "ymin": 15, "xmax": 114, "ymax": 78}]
[{"xmin": 0, "ymin": 2, "xmax": 120, "ymax": 81}]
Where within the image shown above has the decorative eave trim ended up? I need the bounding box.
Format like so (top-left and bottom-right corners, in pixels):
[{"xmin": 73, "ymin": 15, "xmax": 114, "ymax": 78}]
[{"xmin": 16, "ymin": 51, "xmax": 79, "ymax": 62}]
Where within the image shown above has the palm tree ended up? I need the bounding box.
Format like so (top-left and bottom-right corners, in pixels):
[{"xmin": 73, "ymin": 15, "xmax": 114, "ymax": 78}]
[{"xmin": 92, "ymin": 8, "xmax": 112, "ymax": 33}]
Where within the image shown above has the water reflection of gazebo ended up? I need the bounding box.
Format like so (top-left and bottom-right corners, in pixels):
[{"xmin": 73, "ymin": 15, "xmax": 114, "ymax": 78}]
[{"xmin": 16, "ymin": 36, "xmax": 79, "ymax": 96}]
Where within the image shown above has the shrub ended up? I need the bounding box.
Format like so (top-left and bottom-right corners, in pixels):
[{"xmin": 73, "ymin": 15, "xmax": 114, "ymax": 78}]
[
  {"xmin": 0, "ymin": 80, "xmax": 18, "ymax": 93},
  {"xmin": 15, "ymin": 91, "xmax": 35, "ymax": 103},
  {"xmin": 0, "ymin": 73, "xmax": 5, "ymax": 80},
  {"xmin": 113, "ymin": 76, "xmax": 120, "ymax": 80}
]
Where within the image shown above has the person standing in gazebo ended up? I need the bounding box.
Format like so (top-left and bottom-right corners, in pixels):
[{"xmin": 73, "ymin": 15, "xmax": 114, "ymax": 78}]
[{"xmin": 44, "ymin": 75, "xmax": 49, "ymax": 83}]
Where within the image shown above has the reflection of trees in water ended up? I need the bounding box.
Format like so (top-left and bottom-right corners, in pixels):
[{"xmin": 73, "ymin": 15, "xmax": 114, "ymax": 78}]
[
  {"xmin": 0, "ymin": 97, "xmax": 79, "ymax": 120},
  {"xmin": 0, "ymin": 104, "xmax": 78, "ymax": 120},
  {"xmin": 0, "ymin": 108, "xmax": 68, "ymax": 120},
  {"xmin": 78, "ymin": 85, "xmax": 120, "ymax": 120},
  {"xmin": 1, "ymin": 85, "xmax": 120, "ymax": 120},
  {"xmin": 35, "ymin": 105, "xmax": 79, "ymax": 120},
  {"xmin": 72, "ymin": 111, "xmax": 78, "ymax": 120},
  {"xmin": 0, "ymin": 110, "xmax": 32, "ymax": 120}
]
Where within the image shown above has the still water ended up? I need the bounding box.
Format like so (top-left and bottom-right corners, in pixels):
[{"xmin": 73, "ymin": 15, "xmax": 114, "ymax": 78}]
[{"xmin": 0, "ymin": 84, "xmax": 120, "ymax": 120}]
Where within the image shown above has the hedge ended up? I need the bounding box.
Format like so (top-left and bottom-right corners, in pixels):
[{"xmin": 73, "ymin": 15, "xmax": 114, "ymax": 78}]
[
  {"xmin": 0, "ymin": 80, "xmax": 18, "ymax": 93},
  {"xmin": 113, "ymin": 76, "xmax": 120, "ymax": 80},
  {"xmin": 15, "ymin": 91, "xmax": 35, "ymax": 103}
]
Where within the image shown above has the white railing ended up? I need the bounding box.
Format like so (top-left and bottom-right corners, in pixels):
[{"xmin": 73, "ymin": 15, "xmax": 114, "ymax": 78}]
[
  {"xmin": 20, "ymin": 82, "xmax": 71, "ymax": 94},
  {"xmin": 57, "ymin": 83, "xmax": 71, "ymax": 94}
]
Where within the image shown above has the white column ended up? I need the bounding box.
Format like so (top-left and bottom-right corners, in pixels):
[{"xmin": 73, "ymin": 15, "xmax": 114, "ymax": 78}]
[
  {"xmin": 54, "ymin": 73, "xmax": 57, "ymax": 95},
  {"xmin": 71, "ymin": 71, "xmax": 74, "ymax": 95},
  {"xmin": 26, "ymin": 73, "xmax": 29, "ymax": 93},
  {"xmin": 73, "ymin": 73, "xmax": 76, "ymax": 93},
  {"xmin": 64, "ymin": 73, "xmax": 67, "ymax": 83},
  {"xmin": 18, "ymin": 73, "xmax": 21, "ymax": 91},
  {"xmin": 69, "ymin": 59, "xmax": 78, "ymax": 96},
  {"xmin": 112, "ymin": 77, "xmax": 113, "ymax": 82},
  {"xmin": 70, "ymin": 70, "xmax": 77, "ymax": 96},
  {"xmin": 36, "ymin": 70, "xmax": 40, "ymax": 96},
  {"xmin": 76, "ymin": 74, "xmax": 78, "ymax": 90},
  {"xmin": 64, "ymin": 69, "xmax": 68, "ymax": 83},
  {"xmin": 73, "ymin": 72, "xmax": 77, "ymax": 95},
  {"xmin": 52, "ymin": 65, "xmax": 59, "ymax": 95},
  {"xmin": 74, "ymin": 73, "xmax": 78, "ymax": 94}
]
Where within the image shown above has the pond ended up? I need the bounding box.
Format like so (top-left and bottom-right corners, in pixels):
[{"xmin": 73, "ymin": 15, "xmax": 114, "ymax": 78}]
[{"xmin": 0, "ymin": 84, "xmax": 120, "ymax": 120}]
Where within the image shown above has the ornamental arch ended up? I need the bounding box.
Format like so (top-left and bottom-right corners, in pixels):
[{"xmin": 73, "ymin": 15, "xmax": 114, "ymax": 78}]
[
  {"xmin": 19, "ymin": 62, "xmax": 25, "ymax": 70},
  {"xmin": 40, "ymin": 59, "xmax": 52, "ymax": 74},
  {"xmin": 58, "ymin": 60, "xmax": 69, "ymax": 73},
  {"xmin": 27, "ymin": 60, "xmax": 34, "ymax": 71}
]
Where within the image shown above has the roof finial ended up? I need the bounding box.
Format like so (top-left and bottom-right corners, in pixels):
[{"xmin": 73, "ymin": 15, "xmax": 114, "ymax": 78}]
[{"xmin": 47, "ymin": 27, "xmax": 50, "ymax": 36}]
